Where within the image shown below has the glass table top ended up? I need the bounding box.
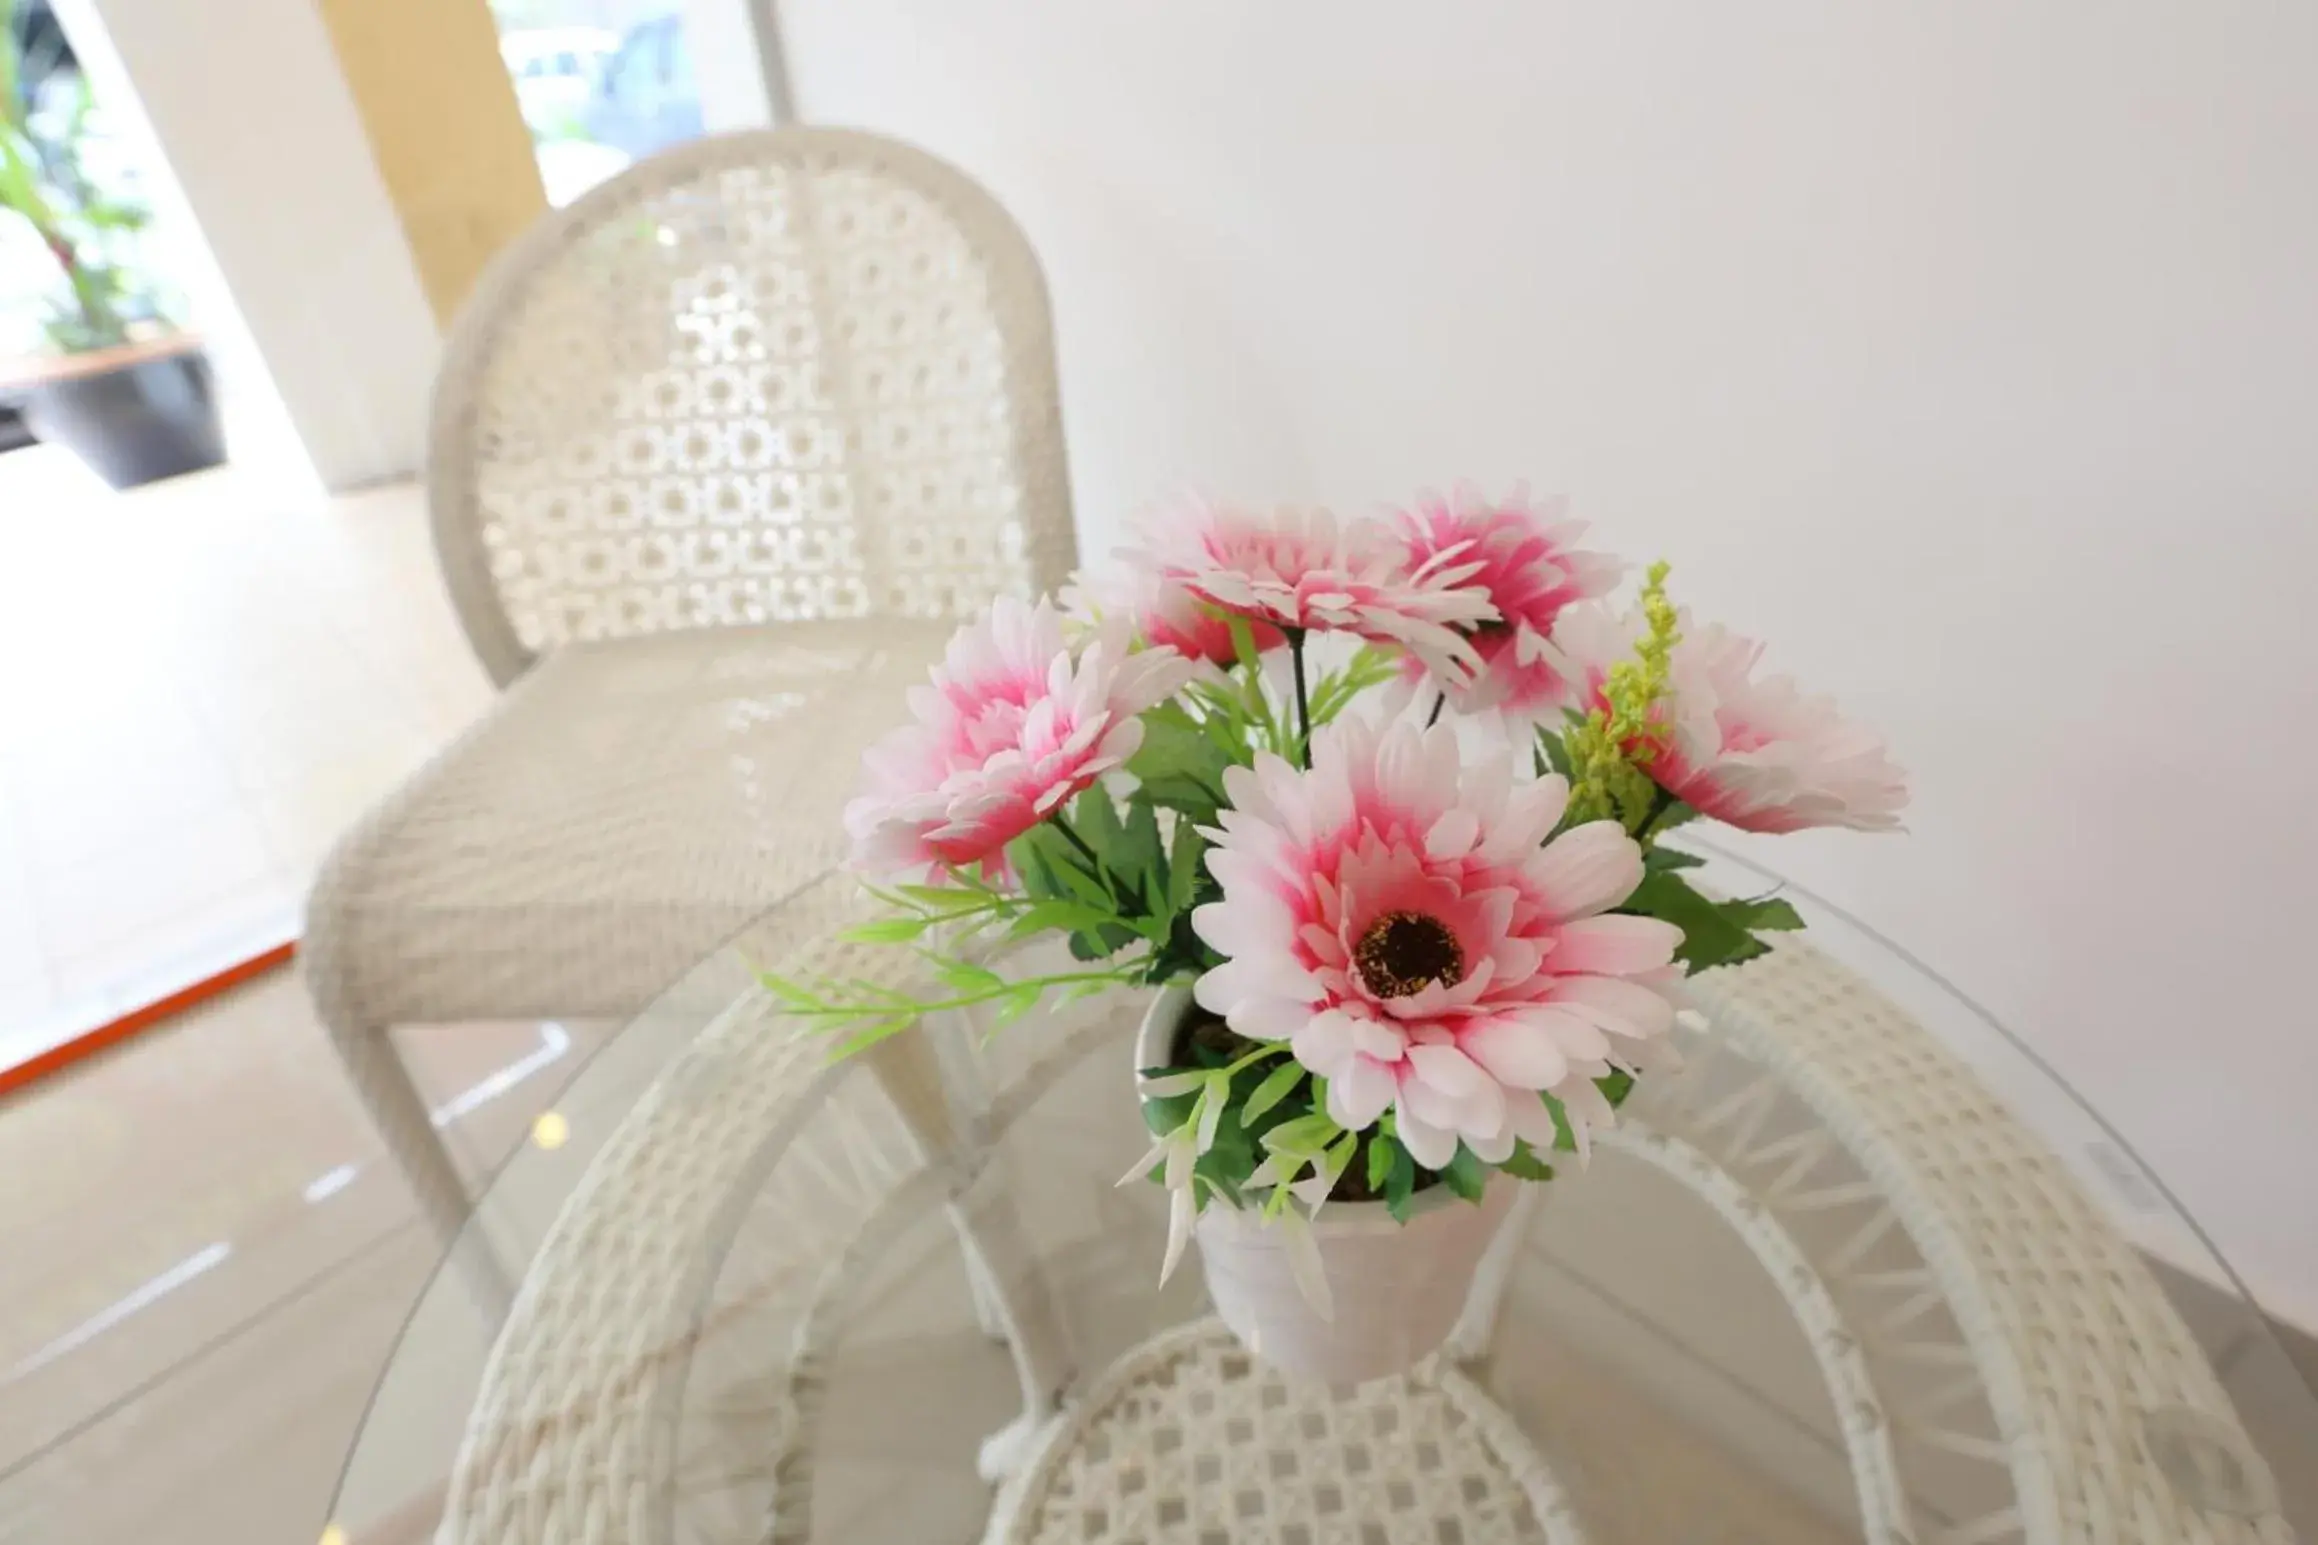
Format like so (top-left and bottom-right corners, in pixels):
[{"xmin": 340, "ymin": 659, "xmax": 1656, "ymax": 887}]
[{"xmin": 327, "ymin": 848, "xmax": 2318, "ymax": 1544}]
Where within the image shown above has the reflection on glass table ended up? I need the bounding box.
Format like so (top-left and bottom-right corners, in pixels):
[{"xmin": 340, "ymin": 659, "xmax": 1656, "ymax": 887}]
[{"xmin": 329, "ymin": 852, "xmax": 2317, "ymax": 1544}]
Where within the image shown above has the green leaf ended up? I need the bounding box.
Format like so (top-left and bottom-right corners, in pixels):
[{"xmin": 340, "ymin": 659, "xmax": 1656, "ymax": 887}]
[
  {"xmin": 1126, "ymin": 712, "xmax": 1233, "ymax": 821},
  {"xmin": 1142, "ymin": 1089, "xmax": 1200, "ymax": 1136},
  {"xmin": 1536, "ymin": 727, "xmax": 1575, "ymax": 781},
  {"xmin": 1164, "ymin": 820, "xmax": 1206, "ymax": 919},
  {"xmin": 1260, "ymin": 1111, "xmax": 1340, "ymax": 1158},
  {"xmin": 1225, "ymin": 613, "xmax": 1263, "ymax": 675},
  {"xmin": 839, "ymin": 912, "xmax": 927, "ymax": 949},
  {"xmin": 1073, "ymin": 789, "xmax": 1130, "ymax": 863},
  {"xmin": 922, "ymin": 954, "xmax": 1003, "ymax": 994},
  {"xmin": 1597, "ymin": 1069, "xmax": 1636, "ymax": 1109},
  {"xmin": 1499, "ymin": 1140, "xmax": 1556, "ymax": 1183},
  {"xmin": 1104, "ymin": 796, "xmax": 1170, "ymax": 937},
  {"xmin": 1365, "ymin": 1133, "xmax": 1396, "ymax": 1192},
  {"xmin": 1191, "ymin": 1152, "xmax": 1247, "ymax": 1208},
  {"xmin": 1642, "ymin": 844, "xmax": 1706, "ymax": 872},
  {"xmin": 756, "ymin": 971, "xmax": 817, "ymax": 1007},
  {"xmin": 1723, "ymin": 893, "xmax": 1805, "ymax": 932},
  {"xmin": 1053, "ymin": 976, "xmax": 1117, "ymax": 1006},
  {"xmin": 894, "ymin": 882, "xmax": 996, "ymax": 913},
  {"xmin": 1383, "ymin": 1143, "xmax": 1417, "ymax": 1223},
  {"xmin": 990, "ymin": 983, "xmax": 1044, "ymax": 1027},
  {"xmin": 1240, "ymin": 1059, "xmax": 1306, "ymax": 1125},
  {"xmin": 1004, "ymin": 898, "xmax": 1117, "ymax": 942},
  {"xmin": 1540, "ymin": 1090, "xmax": 1577, "ymax": 1153},
  {"xmin": 1038, "ymin": 833, "xmax": 1115, "ymax": 910},
  {"xmin": 1306, "ymin": 645, "xmax": 1401, "ymax": 729},
  {"xmin": 1443, "ymin": 1144, "xmax": 1488, "ymax": 1203},
  {"xmin": 829, "ymin": 1015, "xmax": 914, "ymax": 1058},
  {"xmin": 1621, "ymin": 869, "xmax": 1763, "ymax": 973},
  {"xmin": 1010, "ymin": 828, "xmax": 1067, "ymax": 901},
  {"xmin": 1646, "ymin": 800, "xmax": 1703, "ymax": 835}
]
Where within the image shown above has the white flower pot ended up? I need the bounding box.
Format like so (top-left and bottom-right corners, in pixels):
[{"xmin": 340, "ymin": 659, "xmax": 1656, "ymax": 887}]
[{"xmin": 1136, "ymin": 985, "xmax": 1518, "ymax": 1385}]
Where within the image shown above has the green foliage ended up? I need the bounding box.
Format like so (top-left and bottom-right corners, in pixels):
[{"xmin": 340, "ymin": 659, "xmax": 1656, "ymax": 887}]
[
  {"xmin": 1382, "ymin": 1138, "xmax": 1418, "ymax": 1222},
  {"xmin": 1619, "ymin": 866, "xmax": 1803, "ymax": 973},
  {"xmin": 0, "ymin": 21, "xmax": 166, "ymax": 356},
  {"xmin": 1365, "ymin": 1131, "xmax": 1396, "ymax": 1192},
  {"xmin": 1536, "ymin": 726, "xmax": 1574, "ymax": 781},
  {"xmin": 1442, "ymin": 1144, "xmax": 1489, "ymax": 1202},
  {"xmin": 1126, "ymin": 705, "xmax": 1234, "ymax": 824},
  {"xmin": 794, "ymin": 555, "xmax": 1794, "ymax": 1228},
  {"xmin": 1306, "ymin": 646, "xmax": 1402, "ymax": 728},
  {"xmin": 1540, "ymin": 1090, "xmax": 1576, "ymax": 1152},
  {"xmin": 1240, "ymin": 1059, "xmax": 1307, "ymax": 1124},
  {"xmin": 1561, "ymin": 560, "xmax": 1683, "ymax": 832},
  {"xmin": 1003, "ymin": 790, "xmax": 1221, "ymax": 981},
  {"xmin": 1499, "ymin": 1141, "xmax": 1556, "ymax": 1183}
]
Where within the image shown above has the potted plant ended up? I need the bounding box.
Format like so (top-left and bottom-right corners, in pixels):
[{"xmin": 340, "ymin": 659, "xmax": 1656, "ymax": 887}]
[
  {"xmin": 767, "ymin": 485, "xmax": 1908, "ymax": 1384},
  {"xmin": 0, "ymin": 0, "xmax": 223, "ymax": 488}
]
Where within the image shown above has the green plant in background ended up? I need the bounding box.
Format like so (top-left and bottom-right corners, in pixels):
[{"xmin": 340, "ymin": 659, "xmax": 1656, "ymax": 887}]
[{"xmin": 0, "ymin": 0, "xmax": 164, "ymax": 354}]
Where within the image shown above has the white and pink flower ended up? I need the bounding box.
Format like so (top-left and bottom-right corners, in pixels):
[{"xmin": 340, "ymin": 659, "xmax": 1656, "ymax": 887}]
[
  {"xmin": 1554, "ymin": 604, "xmax": 1910, "ymax": 834},
  {"xmin": 1190, "ymin": 716, "xmax": 1682, "ymax": 1169},
  {"xmin": 1125, "ymin": 497, "xmax": 1498, "ymax": 684},
  {"xmin": 845, "ymin": 598, "xmax": 1198, "ymax": 880},
  {"xmin": 1060, "ymin": 560, "xmax": 1284, "ymax": 669},
  {"xmin": 1395, "ymin": 484, "xmax": 1623, "ymax": 722}
]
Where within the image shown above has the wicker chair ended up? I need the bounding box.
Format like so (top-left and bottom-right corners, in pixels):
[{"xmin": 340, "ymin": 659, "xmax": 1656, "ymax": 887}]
[{"xmin": 305, "ymin": 127, "xmax": 1077, "ymax": 1247}]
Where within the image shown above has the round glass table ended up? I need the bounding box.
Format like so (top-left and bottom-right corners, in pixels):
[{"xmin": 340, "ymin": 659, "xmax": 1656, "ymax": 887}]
[{"xmin": 328, "ymin": 847, "xmax": 2317, "ymax": 1544}]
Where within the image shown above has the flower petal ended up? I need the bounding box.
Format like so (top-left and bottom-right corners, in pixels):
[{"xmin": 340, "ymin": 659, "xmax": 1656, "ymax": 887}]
[
  {"xmin": 1458, "ymin": 1016, "xmax": 1571, "ymax": 1091},
  {"xmin": 1405, "ymin": 1043, "xmax": 1488, "ymax": 1097},
  {"xmin": 1549, "ymin": 915, "xmax": 1683, "ymax": 976},
  {"xmin": 1528, "ymin": 820, "xmax": 1645, "ymax": 920},
  {"xmin": 1551, "ymin": 975, "xmax": 1677, "ymax": 1041},
  {"xmin": 1158, "ymin": 1184, "xmax": 1195, "ymax": 1285},
  {"xmin": 1328, "ymin": 1055, "xmax": 1398, "ymax": 1130},
  {"xmin": 1394, "ymin": 1104, "xmax": 1460, "ymax": 1170}
]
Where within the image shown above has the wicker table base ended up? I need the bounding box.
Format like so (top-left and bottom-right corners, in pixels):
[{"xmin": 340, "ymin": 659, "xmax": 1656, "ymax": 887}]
[
  {"xmin": 987, "ymin": 1318, "xmax": 1581, "ymax": 1545},
  {"xmin": 337, "ymin": 879, "xmax": 2312, "ymax": 1545}
]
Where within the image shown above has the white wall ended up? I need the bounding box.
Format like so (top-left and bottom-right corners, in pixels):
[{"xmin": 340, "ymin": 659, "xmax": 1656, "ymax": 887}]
[
  {"xmin": 779, "ymin": 2, "xmax": 2318, "ymax": 1320},
  {"xmin": 54, "ymin": 0, "xmax": 440, "ymax": 489}
]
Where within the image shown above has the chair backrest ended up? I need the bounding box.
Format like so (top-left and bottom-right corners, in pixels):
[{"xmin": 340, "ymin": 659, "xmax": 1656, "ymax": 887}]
[{"xmin": 428, "ymin": 127, "xmax": 1077, "ymax": 687}]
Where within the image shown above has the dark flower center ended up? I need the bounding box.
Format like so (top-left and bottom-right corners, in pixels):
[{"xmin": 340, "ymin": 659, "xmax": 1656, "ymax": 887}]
[{"xmin": 1354, "ymin": 910, "xmax": 1465, "ymax": 998}]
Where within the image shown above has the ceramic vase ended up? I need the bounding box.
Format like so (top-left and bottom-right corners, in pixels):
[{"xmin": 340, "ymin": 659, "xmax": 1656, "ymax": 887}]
[{"xmin": 1136, "ymin": 984, "xmax": 1516, "ymax": 1385}]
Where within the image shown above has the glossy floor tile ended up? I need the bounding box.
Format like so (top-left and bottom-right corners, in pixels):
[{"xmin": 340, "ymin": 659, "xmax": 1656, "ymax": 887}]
[
  {"xmin": 0, "ymin": 445, "xmax": 493, "ymax": 1072},
  {"xmin": 0, "ymin": 968, "xmax": 609, "ymax": 1544}
]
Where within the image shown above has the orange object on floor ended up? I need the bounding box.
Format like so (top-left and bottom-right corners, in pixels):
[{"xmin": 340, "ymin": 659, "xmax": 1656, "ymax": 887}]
[{"xmin": 0, "ymin": 940, "xmax": 299, "ymax": 1100}]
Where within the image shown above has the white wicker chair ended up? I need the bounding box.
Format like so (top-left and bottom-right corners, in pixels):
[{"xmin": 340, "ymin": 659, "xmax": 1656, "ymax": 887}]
[{"xmin": 305, "ymin": 127, "xmax": 1077, "ymax": 1246}]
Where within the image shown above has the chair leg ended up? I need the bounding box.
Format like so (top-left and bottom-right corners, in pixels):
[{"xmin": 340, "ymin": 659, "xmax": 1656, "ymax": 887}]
[
  {"xmin": 324, "ymin": 1015, "xmax": 512, "ymax": 1318},
  {"xmin": 865, "ymin": 1020, "xmax": 1074, "ymax": 1478}
]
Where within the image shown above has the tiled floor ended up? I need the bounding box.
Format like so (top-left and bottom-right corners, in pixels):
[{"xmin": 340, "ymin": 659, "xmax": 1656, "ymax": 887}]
[
  {"xmin": 0, "ymin": 444, "xmax": 493, "ymax": 1071},
  {"xmin": 0, "ymin": 969, "xmax": 606, "ymax": 1544},
  {"xmin": 0, "ymin": 445, "xmax": 534, "ymax": 1543}
]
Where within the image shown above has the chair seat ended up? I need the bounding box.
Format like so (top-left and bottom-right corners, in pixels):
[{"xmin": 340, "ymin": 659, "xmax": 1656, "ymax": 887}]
[{"xmin": 304, "ymin": 618, "xmax": 956, "ymax": 1030}]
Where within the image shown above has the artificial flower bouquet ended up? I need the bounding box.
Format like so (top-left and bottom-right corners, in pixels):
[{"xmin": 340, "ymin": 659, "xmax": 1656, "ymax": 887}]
[{"xmin": 766, "ymin": 485, "xmax": 1905, "ymax": 1358}]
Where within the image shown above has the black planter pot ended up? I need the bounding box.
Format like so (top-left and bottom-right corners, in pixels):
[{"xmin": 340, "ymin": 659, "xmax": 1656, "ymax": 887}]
[{"xmin": 20, "ymin": 338, "xmax": 227, "ymax": 490}]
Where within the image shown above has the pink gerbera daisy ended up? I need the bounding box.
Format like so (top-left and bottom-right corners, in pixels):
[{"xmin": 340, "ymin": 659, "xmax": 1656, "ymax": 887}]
[
  {"xmin": 1060, "ymin": 560, "xmax": 1284, "ymax": 669},
  {"xmin": 1554, "ymin": 604, "xmax": 1910, "ymax": 834},
  {"xmin": 1125, "ymin": 497, "xmax": 1498, "ymax": 684},
  {"xmin": 1190, "ymin": 716, "xmax": 1682, "ymax": 1169},
  {"xmin": 1395, "ymin": 483, "xmax": 1623, "ymax": 721},
  {"xmin": 845, "ymin": 598, "xmax": 1198, "ymax": 879}
]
